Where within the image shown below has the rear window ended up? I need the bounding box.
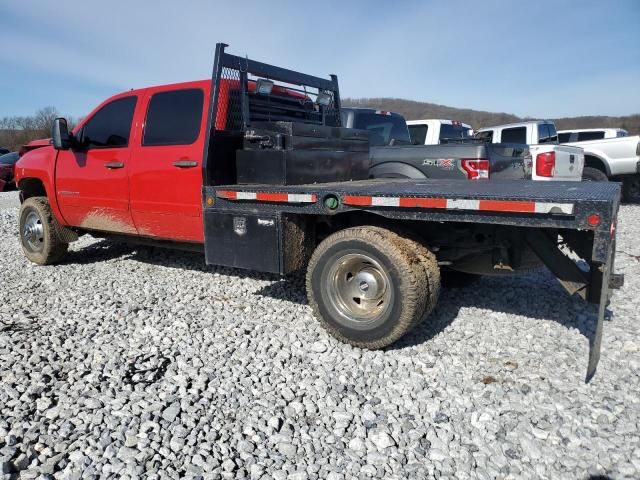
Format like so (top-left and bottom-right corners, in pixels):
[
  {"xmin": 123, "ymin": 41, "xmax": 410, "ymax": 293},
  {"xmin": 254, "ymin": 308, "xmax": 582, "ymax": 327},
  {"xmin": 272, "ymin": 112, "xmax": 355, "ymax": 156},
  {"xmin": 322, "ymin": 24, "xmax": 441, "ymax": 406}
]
[
  {"xmin": 501, "ymin": 127, "xmax": 526, "ymax": 144},
  {"xmin": 538, "ymin": 123, "xmax": 557, "ymax": 144},
  {"xmin": 474, "ymin": 130, "xmax": 493, "ymax": 142},
  {"xmin": 353, "ymin": 113, "xmax": 411, "ymax": 146},
  {"xmin": 0, "ymin": 152, "xmax": 19, "ymax": 165},
  {"xmin": 408, "ymin": 125, "xmax": 428, "ymax": 145},
  {"xmin": 577, "ymin": 131, "xmax": 605, "ymax": 141},
  {"xmin": 143, "ymin": 89, "xmax": 204, "ymax": 146},
  {"xmin": 439, "ymin": 124, "xmax": 472, "ymax": 143},
  {"xmin": 558, "ymin": 132, "xmax": 572, "ymax": 143}
]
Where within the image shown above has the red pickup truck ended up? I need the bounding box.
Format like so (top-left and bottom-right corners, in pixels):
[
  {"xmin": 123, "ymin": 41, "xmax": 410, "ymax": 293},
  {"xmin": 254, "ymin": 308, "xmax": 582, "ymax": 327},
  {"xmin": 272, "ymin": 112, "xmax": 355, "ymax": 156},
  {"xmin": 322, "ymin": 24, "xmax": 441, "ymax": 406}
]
[{"xmin": 14, "ymin": 44, "xmax": 623, "ymax": 380}]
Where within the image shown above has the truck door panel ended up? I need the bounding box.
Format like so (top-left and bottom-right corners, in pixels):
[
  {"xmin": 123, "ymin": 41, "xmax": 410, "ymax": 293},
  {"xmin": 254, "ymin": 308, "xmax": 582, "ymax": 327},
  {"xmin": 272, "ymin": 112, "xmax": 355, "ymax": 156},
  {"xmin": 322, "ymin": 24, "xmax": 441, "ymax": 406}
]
[
  {"xmin": 129, "ymin": 83, "xmax": 209, "ymax": 242},
  {"xmin": 55, "ymin": 95, "xmax": 138, "ymax": 233}
]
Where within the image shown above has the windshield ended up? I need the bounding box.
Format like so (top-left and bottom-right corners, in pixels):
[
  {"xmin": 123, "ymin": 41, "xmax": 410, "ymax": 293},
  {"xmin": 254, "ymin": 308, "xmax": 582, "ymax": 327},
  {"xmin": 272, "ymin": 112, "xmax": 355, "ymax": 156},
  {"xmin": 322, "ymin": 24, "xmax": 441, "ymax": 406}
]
[
  {"xmin": 353, "ymin": 113, "xmax": 411, "ymax": 146},
  {"xmin": 0, "ymin": 152, "xmax": 19, "ymax": 165},
  {"xmin": 439, "ymin": 124, "xmax": 472, "ymax": 142}
]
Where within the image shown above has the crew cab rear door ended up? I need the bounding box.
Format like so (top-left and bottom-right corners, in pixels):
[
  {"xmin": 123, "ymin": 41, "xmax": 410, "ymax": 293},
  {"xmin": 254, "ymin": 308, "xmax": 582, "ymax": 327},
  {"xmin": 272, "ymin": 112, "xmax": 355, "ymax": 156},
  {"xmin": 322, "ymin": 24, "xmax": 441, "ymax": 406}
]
[
  {"xmin": 55, "ymin": 94, "xmax": 139, "ymax": 233},
  {"xmin": 129, "ymin": 82, "xmax": 210, "ymax": 242}
]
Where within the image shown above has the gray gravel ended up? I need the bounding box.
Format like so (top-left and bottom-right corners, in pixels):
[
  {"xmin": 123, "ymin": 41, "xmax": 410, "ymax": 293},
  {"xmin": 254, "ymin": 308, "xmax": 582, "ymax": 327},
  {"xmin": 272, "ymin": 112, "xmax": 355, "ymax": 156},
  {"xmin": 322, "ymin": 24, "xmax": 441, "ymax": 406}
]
[{"xmin": 1, "ymin": 189, "xmax": 639, "ymax": 479}]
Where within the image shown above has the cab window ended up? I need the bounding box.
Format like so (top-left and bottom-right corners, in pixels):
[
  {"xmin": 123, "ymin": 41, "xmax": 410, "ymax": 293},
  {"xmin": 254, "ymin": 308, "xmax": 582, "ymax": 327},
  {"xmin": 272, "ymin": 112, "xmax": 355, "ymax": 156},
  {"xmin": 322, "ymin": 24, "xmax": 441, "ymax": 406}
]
[
  {"xmin": 408, "ymin": 125, "xmax": 428, "ymax": 145},
  {"xmin": 143, "ymin": 89, "xmax": 204, "ymax": 146},
  {"xmin": 81, "ymin": 96, "xmax": 137, "ymax": 149},
  {"xmin": 501, "ymin": 127, "xmax": 526, "ymax": 144}
]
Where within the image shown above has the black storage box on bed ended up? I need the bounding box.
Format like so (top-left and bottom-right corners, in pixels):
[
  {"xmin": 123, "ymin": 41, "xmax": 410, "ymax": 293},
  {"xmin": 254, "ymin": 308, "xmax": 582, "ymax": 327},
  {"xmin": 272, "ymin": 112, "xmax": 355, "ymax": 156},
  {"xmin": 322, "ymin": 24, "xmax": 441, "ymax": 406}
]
[{"xmin": 236, "ymin": 121, "xmax": 370, "ymax": 185}]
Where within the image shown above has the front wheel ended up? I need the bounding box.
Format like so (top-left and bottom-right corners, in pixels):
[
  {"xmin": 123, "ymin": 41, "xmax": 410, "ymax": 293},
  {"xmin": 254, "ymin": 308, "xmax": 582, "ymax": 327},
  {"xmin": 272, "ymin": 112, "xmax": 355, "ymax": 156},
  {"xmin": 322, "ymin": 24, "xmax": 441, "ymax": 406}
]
[
  {"xmin": 306, "ymin": 226, "xmax": 440, "ymax": 349},
  {"xmin": 19, "ymin": 197, "xmax": 68, "ymax": 265}
]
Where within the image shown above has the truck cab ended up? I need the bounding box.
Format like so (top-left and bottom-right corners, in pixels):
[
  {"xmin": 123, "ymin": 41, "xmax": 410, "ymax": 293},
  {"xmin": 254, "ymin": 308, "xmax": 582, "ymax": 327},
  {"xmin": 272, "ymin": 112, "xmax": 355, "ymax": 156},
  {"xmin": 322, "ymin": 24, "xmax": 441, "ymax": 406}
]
[
  {"xmin": 16, "ymin": 80, "xmax": 210, "ymax": 243},
  {"xmin": 475, "ymin": 120, "xmax": 585, "ymax": 181},
  {"xmin": 340, "ymin": 107, "xmax": 411, "ymax": 146},
  {"xmin": 407, "ymin": 119, "xmax": 473, "ymax": 145}
]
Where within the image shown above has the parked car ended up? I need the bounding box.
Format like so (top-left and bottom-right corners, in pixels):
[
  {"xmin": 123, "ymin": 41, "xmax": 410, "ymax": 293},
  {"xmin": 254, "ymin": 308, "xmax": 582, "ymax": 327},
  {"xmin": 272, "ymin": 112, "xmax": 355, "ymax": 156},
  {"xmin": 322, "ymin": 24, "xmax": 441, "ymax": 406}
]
[
  {"xmin": 407, "ymin": 119, "xmax": 473, "ymax": 145},
  {"xmin": 558, "ymin": 128, "xmax": 628, "ymax": 143},
  {"xmin": 341, "ymin": 108, "xmax": 530, "ymax": 181},
  {"xmin": 0, "ymin": 151, "xmax": 19, "ymax": 191},
  {"xmin": 556, "ymin": 129, "xmax": 640, "ymax": 201},
  {"xmin": 0, "ymin": 148, "xmax": 10, "ymax": 156},
  {"xmin": 475, "ymin": 120, "xmax": 584, "ymax": 181}
]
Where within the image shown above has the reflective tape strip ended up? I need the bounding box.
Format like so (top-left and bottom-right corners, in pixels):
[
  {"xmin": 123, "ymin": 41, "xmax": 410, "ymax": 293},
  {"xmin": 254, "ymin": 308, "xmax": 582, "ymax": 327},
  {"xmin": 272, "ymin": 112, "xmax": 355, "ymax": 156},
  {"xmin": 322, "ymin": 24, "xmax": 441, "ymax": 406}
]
[
  {"xmin": 534, "ymin": 202, "xmax": 574, "ymax": 214},
  {"xmin": 216, "ymin": 191, "xmax": 316, "ymax": 203},
  {"xmin": 237, "ymin": 191, "xmax": 258, "ymax": 200},
  {"xmin": 371, "ymin": 197, "xmax": 400, "ymax": 207},
  {"xmin": 287, "ymin": 193, "xmax": 317, "ymax": 203},
  {"xmin": 446, "ymin": 199, "xmax": 480, "ymax": 210},
  {"xmin": 478, "ymin": 200, "xmax": 536, "ymax": 213},
  {"xmin": 342, "ymin": 195, "xmax": 574, "ymax": 215}
]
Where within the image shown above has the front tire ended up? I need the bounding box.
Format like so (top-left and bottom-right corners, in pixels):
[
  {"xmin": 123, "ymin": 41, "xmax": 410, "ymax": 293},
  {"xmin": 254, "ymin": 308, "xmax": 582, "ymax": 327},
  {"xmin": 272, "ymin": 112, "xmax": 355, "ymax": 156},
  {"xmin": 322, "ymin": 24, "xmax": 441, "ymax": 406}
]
[
  {"xmin": 306, "ymin": 226, "xmax": 439, "ymax": 349},
  {"xmin": 19, "ymin": 197, "xmax": 68, "ymax": 265},
  {"xmin": 582, "ymin": 167, "xmax": 608, "ymax": 182}
]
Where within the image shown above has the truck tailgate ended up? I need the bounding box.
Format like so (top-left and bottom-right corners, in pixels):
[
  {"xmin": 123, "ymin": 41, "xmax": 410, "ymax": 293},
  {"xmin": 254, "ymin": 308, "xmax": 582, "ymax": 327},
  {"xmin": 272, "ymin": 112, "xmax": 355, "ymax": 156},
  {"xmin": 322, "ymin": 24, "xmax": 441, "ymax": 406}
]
[{"xmin": 531, "ymin": 145, "xmax": 584, "ymax": 181}]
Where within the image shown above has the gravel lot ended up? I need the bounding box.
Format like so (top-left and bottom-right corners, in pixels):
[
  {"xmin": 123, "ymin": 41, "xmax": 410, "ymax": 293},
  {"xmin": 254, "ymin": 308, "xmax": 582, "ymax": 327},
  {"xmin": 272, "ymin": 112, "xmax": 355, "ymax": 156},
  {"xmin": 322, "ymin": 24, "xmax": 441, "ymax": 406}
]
[{"xmin": 1, "ymin": 190, "xmax": 639, "ymax": 479}]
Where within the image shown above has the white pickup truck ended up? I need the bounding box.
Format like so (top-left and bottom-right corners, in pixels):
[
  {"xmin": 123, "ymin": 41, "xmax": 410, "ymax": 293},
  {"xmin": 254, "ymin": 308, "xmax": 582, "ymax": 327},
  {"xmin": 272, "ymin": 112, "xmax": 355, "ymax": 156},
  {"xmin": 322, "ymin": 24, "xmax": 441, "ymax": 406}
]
[
  {"xmin": 475, "ymin": 120, "xmax": 584, "ymax": 182},
  {"xmin": 407, "ymin": 119, "xmax": 473, "ymax": 145},
  {"xmin": 557, "ymin": 128, "xmax": 640, "ymax": 201}
]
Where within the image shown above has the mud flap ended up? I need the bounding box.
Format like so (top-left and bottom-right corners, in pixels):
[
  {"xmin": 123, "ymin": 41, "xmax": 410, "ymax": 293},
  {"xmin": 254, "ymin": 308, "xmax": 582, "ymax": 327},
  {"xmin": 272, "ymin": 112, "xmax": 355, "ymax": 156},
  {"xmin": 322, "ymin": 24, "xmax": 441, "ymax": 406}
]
[
  {"xmin": 526, "ymin": 229, "xmax": 618, "ymax": 383},
  {"xmin": 586, "ymin": 241, "xmax": 614, "ymax": 383}
]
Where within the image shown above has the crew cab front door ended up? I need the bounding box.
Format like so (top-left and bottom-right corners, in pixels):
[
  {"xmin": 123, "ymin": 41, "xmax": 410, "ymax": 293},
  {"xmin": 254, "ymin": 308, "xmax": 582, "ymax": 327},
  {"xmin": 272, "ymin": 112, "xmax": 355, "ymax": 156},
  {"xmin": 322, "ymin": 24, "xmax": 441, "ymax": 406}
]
[
  {"xmin": 55, "ymin": 95, "xmax": 139, "ymax": 234},
  {"xmin": 129, "ymin": 84, "xmax": 208, "ymax": 242}
]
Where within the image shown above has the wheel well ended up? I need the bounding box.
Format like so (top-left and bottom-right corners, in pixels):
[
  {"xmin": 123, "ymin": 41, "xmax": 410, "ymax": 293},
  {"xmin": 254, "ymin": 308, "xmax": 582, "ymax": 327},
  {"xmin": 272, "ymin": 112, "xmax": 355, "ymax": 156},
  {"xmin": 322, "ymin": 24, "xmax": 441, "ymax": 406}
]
[
  {"xmin": 584, "ymin": 155, "xmax": 610, "ymax": 177},
  {"xmin": 18, "ymin": 178, "xmax": 47, "ymax": 202}
]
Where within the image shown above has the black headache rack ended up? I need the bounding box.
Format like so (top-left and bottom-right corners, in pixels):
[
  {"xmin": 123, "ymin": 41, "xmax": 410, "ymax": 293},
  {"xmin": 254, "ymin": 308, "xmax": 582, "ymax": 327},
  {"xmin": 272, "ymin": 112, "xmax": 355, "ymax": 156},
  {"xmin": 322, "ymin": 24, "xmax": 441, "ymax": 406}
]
[
  {"xmin": 201, "ymin": 43, "xmax": 368, "ymax": 187},
  {"xmin": 200, "ymin": 44, "xmax": 623, "ymax": 382}
]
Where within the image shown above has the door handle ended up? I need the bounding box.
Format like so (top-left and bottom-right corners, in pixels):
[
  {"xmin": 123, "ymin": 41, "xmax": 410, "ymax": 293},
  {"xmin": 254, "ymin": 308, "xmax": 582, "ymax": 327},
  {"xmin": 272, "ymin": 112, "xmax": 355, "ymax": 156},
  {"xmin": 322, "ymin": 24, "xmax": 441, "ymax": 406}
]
[
  {"xmin": 173, "ymin": 160, "xmax": 199, "ymax": 168},
  {"xmin": 104, "ymin": 162, "xmax": 125, "ymax": 169}
]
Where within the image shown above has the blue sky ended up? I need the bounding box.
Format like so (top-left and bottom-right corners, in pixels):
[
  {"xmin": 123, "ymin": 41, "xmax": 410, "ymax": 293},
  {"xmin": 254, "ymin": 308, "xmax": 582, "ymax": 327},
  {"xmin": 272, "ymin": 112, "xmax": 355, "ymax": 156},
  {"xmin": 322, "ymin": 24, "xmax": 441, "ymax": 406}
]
[{"xmin": 1, "ymin": 0, "xmax": 639, "ymax": 119}]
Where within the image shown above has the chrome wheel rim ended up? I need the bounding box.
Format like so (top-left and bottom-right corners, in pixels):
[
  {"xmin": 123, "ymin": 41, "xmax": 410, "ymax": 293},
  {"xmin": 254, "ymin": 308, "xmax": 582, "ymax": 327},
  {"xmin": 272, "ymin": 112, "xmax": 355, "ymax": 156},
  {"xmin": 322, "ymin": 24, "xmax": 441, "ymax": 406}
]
[
  {"xmin": 326, "ymin": 253, "xmax": 392, "ymax": 324},
  {"xmin": 22, "ymin": 211, "xmax": 45, "ymax": 253}
]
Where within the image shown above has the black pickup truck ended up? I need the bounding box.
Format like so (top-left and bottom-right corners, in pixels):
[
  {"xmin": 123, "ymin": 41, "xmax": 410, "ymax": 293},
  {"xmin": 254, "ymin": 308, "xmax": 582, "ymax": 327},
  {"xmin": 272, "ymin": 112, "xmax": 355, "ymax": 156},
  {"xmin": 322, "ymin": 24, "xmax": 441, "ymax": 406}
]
[{"xmin": 341, "ymin": 107, "xmax": 531, "ymax": 180}]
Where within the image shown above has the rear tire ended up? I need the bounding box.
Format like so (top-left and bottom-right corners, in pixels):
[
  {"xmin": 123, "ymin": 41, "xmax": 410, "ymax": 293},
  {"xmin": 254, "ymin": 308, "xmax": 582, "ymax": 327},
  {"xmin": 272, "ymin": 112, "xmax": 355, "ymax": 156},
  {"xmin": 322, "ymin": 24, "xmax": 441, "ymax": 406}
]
[
  {"xmin": 19, "ymin": 197, "xmax": 68, "ymax": 265},
  {"xmin": 306, "ymin": 226, "xmax": 439, "ymax": 349},
  {"xmin": 582, "ymin": 167, "xmax": 608, "ymax": 182}
]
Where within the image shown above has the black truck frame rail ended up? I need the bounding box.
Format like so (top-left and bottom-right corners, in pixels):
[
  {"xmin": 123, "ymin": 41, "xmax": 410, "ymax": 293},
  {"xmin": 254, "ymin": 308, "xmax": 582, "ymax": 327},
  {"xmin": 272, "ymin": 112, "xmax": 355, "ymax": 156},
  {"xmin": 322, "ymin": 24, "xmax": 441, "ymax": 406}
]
[{"xmin": 200, "ymin": 43, "xmax": 623, "ymax": 382}]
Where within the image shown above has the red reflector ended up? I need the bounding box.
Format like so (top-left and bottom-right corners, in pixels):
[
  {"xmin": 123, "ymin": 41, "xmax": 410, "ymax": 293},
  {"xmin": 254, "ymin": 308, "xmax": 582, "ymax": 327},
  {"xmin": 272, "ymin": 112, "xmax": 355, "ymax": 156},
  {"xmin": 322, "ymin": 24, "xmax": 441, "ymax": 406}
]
[
  {"xmin": 461, "ymin": 159, "xmax": 490, "ymax": 180},
  {"xmin": 587, "ymin": 213, "xmax": 601, "ymax": 227},
  {"xmin": 536, "ymin": 151, "xmax": 555, "ymax": 177}
]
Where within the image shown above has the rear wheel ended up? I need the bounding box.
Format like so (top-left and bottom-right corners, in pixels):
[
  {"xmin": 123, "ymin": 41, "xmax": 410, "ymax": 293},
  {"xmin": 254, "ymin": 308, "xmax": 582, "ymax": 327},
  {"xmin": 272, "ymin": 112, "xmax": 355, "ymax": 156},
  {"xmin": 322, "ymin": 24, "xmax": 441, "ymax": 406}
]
[
  {"xmin": 582, "ymin": 167, "xmax": 608, "ymax": 182},
  {"xmin": 306, "ymin": 226, "xmax": 439, "ymax": 349},
  {"xmin": 19, "ymin": 197, "xmax": 68, "ymax": 265}
]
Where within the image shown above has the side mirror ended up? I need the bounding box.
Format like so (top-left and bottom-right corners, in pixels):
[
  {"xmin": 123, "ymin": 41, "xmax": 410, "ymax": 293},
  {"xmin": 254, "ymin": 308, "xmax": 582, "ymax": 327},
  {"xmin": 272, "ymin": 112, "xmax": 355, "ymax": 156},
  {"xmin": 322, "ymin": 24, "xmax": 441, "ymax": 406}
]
[{"xmin": 52, "ymin": 118, "xmax": 71, "ymax": 150}]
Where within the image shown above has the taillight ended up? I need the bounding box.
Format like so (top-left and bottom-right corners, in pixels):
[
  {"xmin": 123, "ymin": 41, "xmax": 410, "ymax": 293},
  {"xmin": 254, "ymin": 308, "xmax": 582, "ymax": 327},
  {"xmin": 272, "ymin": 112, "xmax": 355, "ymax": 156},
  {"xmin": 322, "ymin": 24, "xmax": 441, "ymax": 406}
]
[
  {"xmin": 536, "ymin": 151, "xmax": 555, "ymax": 177},
  {"xmin": 461, "ymin": 159, "xmax": 490, "ymax": 180},
  {"xmin": 636, "ymin": 141, "xmax": 639, "ymax": 156}
]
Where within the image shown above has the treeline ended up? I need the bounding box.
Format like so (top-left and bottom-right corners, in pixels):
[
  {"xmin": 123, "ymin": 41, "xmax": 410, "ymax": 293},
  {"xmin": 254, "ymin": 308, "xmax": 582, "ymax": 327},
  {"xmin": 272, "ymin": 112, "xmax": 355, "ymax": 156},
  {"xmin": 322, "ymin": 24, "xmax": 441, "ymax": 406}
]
[
  {"xmin": 0, "ymin": 107, "xmax": 78, "ymax": 152},
  {"xmin": 343, "ymin": 98, "xmax": 640, "ymax": 134}
]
